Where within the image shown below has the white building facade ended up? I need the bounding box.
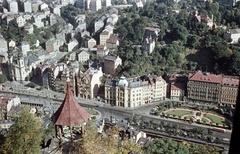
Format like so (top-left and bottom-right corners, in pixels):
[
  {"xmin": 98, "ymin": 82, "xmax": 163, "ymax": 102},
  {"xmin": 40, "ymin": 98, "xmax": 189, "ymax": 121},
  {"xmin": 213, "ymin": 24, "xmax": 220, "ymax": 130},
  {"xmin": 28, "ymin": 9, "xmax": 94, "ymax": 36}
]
[{"xmin": 104, "ymin": 75, "xmax": 167, "ymax": 108}]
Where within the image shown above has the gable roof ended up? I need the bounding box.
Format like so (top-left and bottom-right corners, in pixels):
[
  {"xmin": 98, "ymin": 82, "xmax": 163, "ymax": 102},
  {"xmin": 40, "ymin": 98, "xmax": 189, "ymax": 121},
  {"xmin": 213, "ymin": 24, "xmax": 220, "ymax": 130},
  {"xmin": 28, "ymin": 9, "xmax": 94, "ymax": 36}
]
[
  {"xmin": 222, "ymin": 78, "xmax": 239, "ymax": 87},
  {"xmin": 188, "ymin": 71, "xmax": 222, "ymax": 84},
  {"xmin": 171, "ymin": 83, "xmax": 185, "ymax": 90},
  {"xmin": 51, "ymin": 83, "xmax": 90, "ymax": 126}
]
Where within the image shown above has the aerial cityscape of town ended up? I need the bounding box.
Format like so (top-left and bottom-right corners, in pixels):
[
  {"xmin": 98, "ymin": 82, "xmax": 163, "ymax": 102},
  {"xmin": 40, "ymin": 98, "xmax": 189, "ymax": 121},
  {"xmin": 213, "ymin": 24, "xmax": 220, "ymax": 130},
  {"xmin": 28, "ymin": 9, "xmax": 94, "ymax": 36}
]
[{"xmin": 0, "ymin": 0, "xmax": 239, "ymax": 153}]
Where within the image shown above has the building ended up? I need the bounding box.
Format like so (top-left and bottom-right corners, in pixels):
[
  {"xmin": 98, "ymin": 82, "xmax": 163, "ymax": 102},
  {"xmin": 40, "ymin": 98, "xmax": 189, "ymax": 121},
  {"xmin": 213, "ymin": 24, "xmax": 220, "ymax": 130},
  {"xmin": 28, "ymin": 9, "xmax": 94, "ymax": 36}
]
[
  {"xmin": 8, "ymin": 0, "xmax": 18, "ymax": 13},
  {"xmin": 77, "ymin": 67, "xmax": 103, "ymax": 99},
  {"xmin": 104, "ymin": 55, "xmax": 122, "ymax": 76},
  {"xmin": 78, "ymin": 50, "xmax": 90, "ymax": 63},
  {"xmin": 0, "ymin": 35, "xmax": 8, "ymax": 52},
  {"xmin": 134, "ymin": 0, "xmax": 143, "ymax": 8},
  {"xmin": 15, "ymin": 15, "xmax": 26, "ymax": 27},
  {"xmin": 48, "ymin": 13, "xmax": 57, "ymax": 26},
  {"xmin": 106, "ymin": 34, "xmax": 119, "ymax": 49},
  {"xmin": 67, "ymin": 39, "xmax": 78, "ymax": 52},
  {"xmin": 50, "ymin": 5, "xmax": 61, "ymax": 16},
  {"xmin": 40, "ymin": 3, "xmax": 48, "ymax": 11},
  {"xmin": 102, "ymin": 0, "xmax": 111, "ymax": 7},
  {"xmin": 45, "ymin": 38, "xmax": 61, "ymax": 53},
  {"xmin": 193, "ymin": 10, "xmax": 214, "ymax": 29},
  {"xmin": 104, "ymin": 75, "xmax": 167, "ymax": 108},
  {"xmin": 187, "ymin": 71, "xmax": 222, "ymax": 106},
  {"xmin": 87, "ymin": 38, "xmax": 97, "ymax": 48},
  {"xmin": 32, "ymin": 13, "xmax": 45, "ymax": 28},
  {"xmin": 0, "ymin": 93, "xmax": 20, "ymax": 121},
  {"xmin": 23, "ymin": 1, "xmax": 32, "ymax": 13},
  {"xmin": 106, "ymin": 14, "xmax": 118, "ymax": 25},
  {"xmin": 224, "ymin": 29, "xmax": 240, "ymax": 44},
  {"xmin": 54, "ymin": 67, "xmax": 77, "ymax": 94},
  {"xmin": 24, "ymin": 23, "xmax": 34, "ymax": 34},
  {"xmin": 94, "ymin": 19, "xmax": 105, "ymax": 33},
  {"xmin": 220, "ymin": 77, "xmax": 239, "ymax": 108},
  {"xmin": 100, "ymin": 30, "xmax": 111, "ymax": 45},
  {"xmin": 12, "ymin": 52, "xmax": 27, "ymax": 81},
  {"xmin": 96, "ymin": 45, "xmax": 109, "ymax": 57},
  {"xmin": 20, "ymin": 41, "xmax": 30, "ymax": 56},
  {"xmin": 2, "ymin": 14, "xmax": 15, "ymax": 25},
  {"xmin": 41, "ymin": 63, "xmax": 67, "ymax": 91},
  {"xmin": 142, "ymin": 27, "xmax": 160, "ymax": 54},
  {"xmin": 90, "ymin": 0, "xmax": 102, "ymax": 12},
  {"xmin": 31, "ymin": 1, "xmax": 41, "ymax": 13},
  {"xmin": 75, "ymin": 0, "xmax": 86, "ymax": 9},
  {"xmin": 170, "ymin": 83, "xmax": 185, "ymax": 101},
  {"xmin": 75, "ymin": 14, "xmax": 86, "ymax": 32}
]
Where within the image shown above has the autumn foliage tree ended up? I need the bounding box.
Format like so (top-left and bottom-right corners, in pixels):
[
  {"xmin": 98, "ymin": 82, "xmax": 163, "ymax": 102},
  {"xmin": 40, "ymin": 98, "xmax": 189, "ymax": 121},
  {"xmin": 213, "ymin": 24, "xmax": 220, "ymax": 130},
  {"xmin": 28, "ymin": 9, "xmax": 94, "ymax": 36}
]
[
  {"xmin": 75, "ymin": 122, "xmax": 142, "ymax": 154},
  {"xmin": 2, "ymin": 108, "xmax": 43, "ymax": 154}
]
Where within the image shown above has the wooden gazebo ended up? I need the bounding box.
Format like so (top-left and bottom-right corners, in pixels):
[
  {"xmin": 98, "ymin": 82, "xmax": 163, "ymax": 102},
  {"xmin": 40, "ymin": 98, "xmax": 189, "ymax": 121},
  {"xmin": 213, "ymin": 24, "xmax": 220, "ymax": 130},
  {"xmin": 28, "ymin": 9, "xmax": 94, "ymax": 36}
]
[{"xmin": 51, "ymin": 82, "xmax": 91, "ymax": 143}]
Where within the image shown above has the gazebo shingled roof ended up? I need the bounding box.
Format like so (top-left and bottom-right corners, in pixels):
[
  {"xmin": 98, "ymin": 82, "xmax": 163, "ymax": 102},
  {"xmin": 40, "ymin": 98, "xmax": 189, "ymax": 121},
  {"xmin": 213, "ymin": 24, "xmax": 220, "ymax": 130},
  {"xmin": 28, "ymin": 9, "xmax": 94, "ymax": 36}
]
[{"xmin": 51, "ymin": 83, "xmax": 91, "ymax": 126}]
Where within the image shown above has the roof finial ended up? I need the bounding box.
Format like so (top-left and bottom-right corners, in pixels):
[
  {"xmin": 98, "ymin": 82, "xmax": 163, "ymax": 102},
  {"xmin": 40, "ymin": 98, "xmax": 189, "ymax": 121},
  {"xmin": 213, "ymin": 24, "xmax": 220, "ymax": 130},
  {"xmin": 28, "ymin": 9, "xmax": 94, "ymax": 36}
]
[{"xmin": 66, "ymin": 68, "xmax": 70, "ymax": 82}]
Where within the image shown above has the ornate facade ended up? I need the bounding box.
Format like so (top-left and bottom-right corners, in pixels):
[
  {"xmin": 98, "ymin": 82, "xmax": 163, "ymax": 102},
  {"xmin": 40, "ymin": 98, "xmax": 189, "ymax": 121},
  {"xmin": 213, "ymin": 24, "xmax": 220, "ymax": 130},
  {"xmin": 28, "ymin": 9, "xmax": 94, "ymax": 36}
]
[
  {"xmin": 187, "ymin": 71, "xmax": 239, "ymax": 108},
  {"xmin": 104, "ymin": 75, "xmax": 167, "ymax": 108},
  {"xmin": 77, "ymin": 67, "xmax": 103, "ymax": 99}
]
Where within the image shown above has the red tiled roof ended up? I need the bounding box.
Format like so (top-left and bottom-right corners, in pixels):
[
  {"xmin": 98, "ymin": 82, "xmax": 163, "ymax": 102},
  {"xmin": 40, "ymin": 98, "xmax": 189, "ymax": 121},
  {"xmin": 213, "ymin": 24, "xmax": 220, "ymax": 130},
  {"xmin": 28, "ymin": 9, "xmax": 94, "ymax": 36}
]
[
  {"xmin": 188, "ymin": 71, "xmax": 222, "ymax": 84},
  {"xmin": 106, "ymin": 34, "xmax": 118, "ymax": 44},
  {"xmin": 97, "ymin": 45, "xmax": 105, "ymax": 50},
  {"xmin": 222, "ymin": 78, "xmax": 239, "ymax": 87},
  {"xmin": 0, "ymin": 93, "xmax": 15, "ymax": 105},
  {"xmin": 100, "ymin": 30, "xmax": 109, "ymax": 35},
  {"xmin": 51, "ymin": 83, "xmax": 90, "ymax": 126}
]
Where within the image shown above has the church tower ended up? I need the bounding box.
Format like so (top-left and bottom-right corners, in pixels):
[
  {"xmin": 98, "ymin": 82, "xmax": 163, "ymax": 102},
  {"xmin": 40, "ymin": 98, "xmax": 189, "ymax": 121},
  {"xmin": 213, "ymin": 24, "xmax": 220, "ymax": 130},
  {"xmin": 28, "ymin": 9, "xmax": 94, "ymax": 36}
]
[
  {"xmin": 14, "ymin": 51, "xmax": 26, "ymax": 81},
  {"xmin": 7, "ymin": 49, "xmax": 14, "ymax": 81}
]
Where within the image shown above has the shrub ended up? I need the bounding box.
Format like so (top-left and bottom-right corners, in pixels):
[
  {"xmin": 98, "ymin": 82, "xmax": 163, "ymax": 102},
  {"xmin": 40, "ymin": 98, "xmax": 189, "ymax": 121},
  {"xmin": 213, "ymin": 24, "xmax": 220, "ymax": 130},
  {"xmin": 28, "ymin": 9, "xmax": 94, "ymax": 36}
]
[{"xmin": 0, "ymin": 74, "xmax": 7, "ymax": 83}]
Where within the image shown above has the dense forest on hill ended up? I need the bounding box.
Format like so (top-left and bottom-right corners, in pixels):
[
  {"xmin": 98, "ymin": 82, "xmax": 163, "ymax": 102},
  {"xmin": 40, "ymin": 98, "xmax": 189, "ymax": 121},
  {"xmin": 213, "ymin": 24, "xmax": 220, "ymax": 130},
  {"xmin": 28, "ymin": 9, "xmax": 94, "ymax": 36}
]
[{"xmin": 114, "ymin": 1, "xmax": 240, "ymax": 77}]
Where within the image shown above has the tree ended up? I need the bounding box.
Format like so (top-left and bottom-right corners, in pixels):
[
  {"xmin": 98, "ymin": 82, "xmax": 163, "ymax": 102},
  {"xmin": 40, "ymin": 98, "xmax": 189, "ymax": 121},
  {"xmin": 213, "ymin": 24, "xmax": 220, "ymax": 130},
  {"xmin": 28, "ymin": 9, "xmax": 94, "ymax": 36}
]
[
  {"xmin": 0, "ymin": 74, "xmax": 7, "ymax": 83},
  {"xmin": 76, "ymin": 124, "xmax": 142, "ymax": 154},
  {"xmin": 2, "ymin": 108, "xmax": 43, "ymax": 154},
  {"xmin": 145, "ymin": 138, "xmax": 189, "ymax": 154},
  {"xmin": 187, "ymin": 143, "xmax": 220, "ymax": 154},
  {"xmin": 229, "ymin": 50, "xmax": 240, "ymax": 75}
]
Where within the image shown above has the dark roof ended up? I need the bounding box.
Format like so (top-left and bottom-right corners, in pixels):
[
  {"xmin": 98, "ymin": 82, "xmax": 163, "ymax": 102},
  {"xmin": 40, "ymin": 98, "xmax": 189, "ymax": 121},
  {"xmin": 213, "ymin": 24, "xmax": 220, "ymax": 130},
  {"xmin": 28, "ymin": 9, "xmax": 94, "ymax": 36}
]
[
  {"xmin": 104, "ymin": 55, "xmax": 117, "ymax": 61},
  {"xmin": 51, "ymin": 83, "xmax": 90, "ymax": 126}
]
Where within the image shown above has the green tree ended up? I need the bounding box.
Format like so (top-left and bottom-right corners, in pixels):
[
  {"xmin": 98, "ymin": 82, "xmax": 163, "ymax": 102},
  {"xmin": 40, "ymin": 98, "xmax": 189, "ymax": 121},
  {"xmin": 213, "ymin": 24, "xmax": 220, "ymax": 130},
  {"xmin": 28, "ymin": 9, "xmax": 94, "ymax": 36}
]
[
  {"xmin": 0, "ymin": 74, "xmax": 7, "ymax": 83},
  {"xmin": 187, "ymin": 143, "xmax": 220, "ymax": 154},
  {"xmin": 229, "ymin": 50, "xmax": 240, "ymax": 75},
  {"xmin": 2, "ymin": 108, "xmax": 43, "ymax": 154},
  {"xmin": 145, "ymin": 138, "xmax": 189, "ymax": 154}
]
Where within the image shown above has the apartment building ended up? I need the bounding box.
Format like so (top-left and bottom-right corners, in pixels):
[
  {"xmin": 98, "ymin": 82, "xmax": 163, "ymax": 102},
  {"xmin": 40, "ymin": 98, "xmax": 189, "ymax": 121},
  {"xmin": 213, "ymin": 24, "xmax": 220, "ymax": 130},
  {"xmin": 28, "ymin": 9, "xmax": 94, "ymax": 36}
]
[
  {"xmin": 77, "ymin": 67, "xmax": 103, "ymax": 99},
  {"xmin": 220, "ymin": 77, "xmax": 239, "ymax": 108},
  {"xmin": 187, "ymin": 71, "xmax": 240, "ymax": 108},
  {"xmin": 104, "ymin": 75, "xmax": 167, "ymax": 108},
  {"xmin": 104, "ymin": 55, "xmax": 122, "ymax": 76},
  {"xmin": 100, "ymin": 30, "xmax": 111, "ymax": 45},
  {"xmin": 187, "ymin": 71, "xmax": 222, "ymax": 106}
]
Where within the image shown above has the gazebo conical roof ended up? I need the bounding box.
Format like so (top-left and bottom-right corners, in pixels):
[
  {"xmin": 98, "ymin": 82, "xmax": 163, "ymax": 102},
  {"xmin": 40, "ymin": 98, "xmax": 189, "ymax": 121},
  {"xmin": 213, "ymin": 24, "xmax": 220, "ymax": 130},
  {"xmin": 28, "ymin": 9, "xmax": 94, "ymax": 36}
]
[{"xmin": 51, "ymin": 83, "xmax": 91, "ymax": 126}]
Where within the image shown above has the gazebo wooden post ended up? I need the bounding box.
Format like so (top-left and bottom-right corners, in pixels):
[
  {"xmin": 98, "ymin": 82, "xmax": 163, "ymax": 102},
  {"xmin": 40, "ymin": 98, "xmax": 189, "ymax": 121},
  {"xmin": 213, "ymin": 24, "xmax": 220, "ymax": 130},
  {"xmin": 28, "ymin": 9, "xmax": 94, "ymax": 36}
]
[
  {"xmin": 59, "ymin": 125, "xmax": 63, "ymax": 145},
  {"xmin": 70, "ymin": 126, "xmax": 73, "ymax": 144}
]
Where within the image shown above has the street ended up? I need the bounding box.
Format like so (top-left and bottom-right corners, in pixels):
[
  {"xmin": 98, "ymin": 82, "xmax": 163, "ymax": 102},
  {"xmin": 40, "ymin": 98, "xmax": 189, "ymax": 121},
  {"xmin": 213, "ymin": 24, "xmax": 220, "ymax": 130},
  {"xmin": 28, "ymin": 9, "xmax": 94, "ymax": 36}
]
[{"xmin": 0, "ymin": 85, "xmax": 231, "ymax": 147}]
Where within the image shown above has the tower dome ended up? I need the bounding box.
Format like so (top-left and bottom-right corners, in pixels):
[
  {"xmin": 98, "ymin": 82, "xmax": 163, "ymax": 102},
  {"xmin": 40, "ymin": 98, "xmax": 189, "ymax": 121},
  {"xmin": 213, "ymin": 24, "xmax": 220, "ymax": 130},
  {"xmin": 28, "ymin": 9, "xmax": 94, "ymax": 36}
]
[{"xmin": 118, "ymin": 76, "xmax": 128, "ymax": 87}]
